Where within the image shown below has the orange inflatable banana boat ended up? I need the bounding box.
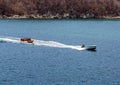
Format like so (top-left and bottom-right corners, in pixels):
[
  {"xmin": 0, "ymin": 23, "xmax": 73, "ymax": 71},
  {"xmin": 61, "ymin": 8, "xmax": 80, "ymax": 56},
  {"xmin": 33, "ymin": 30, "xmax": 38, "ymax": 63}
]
[{"xmin": 20, "ymin": 38, "xmax": 34, "ymax": 43}]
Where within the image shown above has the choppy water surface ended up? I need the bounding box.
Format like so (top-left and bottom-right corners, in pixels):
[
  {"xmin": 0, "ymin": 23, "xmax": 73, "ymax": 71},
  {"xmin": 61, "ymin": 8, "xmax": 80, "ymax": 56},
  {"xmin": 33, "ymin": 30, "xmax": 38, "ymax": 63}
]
[{"xmin": 0, "ymin": 19, "xmax": 120, "ymax": 85}]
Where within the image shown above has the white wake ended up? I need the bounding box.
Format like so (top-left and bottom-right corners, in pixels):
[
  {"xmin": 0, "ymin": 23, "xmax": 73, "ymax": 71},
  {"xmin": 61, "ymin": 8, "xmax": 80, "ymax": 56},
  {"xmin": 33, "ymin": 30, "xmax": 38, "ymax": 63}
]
[{"xmin": 0, "ymin": 37, "xmax": 85, "ymax": 51}]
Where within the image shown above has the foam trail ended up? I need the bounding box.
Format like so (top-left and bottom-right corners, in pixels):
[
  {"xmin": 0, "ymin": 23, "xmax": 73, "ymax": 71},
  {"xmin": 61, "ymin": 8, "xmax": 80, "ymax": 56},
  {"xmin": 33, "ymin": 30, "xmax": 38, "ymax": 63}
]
[
  {"xmin": 0, "ymin": 37, "xmax": 85, "ymax": 51},
  {"xmin": 0, "ymin": 37, "xmax": 20, "ymax": 43},
  {"xmin": 34, "ymin": 40, "xmax": 85, "ymax": 50}
]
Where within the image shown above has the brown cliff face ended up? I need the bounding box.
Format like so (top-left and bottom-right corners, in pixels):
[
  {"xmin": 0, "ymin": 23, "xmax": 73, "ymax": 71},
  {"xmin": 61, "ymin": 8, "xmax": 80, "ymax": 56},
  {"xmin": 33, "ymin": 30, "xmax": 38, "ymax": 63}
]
[{"xmin": 0, "ymin": 0, "xmax": 120, "ymax": 18}]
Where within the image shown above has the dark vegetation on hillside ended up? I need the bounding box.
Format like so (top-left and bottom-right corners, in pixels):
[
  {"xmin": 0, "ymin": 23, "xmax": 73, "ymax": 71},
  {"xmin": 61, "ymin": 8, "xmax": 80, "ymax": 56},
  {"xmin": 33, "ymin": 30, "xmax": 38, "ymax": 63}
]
[{"xmin": 0, "ymin": 0, "xmax": 120, "ymax": 18}]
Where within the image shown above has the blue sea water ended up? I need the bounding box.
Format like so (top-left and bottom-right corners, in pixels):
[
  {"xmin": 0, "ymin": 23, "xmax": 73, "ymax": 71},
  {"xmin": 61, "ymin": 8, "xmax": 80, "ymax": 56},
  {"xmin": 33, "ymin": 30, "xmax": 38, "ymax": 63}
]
[{"xmin": 0, "ymin": 19, "xmax": 120, "ymax": 85}]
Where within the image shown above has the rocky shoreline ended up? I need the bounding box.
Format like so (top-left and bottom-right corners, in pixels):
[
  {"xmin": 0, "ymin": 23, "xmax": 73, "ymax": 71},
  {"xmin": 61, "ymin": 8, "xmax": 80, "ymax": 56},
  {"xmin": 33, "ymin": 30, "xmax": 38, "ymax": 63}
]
[{"xmin": 0, "ymin": 14, "xmax": 120, "ymax": 19}]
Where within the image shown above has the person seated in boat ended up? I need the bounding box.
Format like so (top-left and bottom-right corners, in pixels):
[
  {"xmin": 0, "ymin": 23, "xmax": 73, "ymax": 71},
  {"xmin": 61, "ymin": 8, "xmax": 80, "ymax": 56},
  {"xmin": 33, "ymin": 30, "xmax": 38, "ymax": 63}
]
[
  {"xmin": 80, "ymin": 44, "xmax": 85, "ymax": 47},
  {"xmin": 20, "ymin": 38, "xmax": 31, "ymax": 41}
]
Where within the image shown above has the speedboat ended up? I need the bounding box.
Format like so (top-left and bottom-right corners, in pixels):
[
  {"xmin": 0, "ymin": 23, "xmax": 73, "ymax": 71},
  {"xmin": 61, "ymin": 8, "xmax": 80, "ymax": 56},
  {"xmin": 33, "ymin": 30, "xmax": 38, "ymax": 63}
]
[
  {"xmin": 80, "ymin": 44, "xmax": 96, "ymax": 51},
  {"xmin": 20, "ymin": 38, "xmax": 34, "ymax": 43},
  {"xmin": 85, "ymin": 45, "xmax": 96, "ymax": 51}
]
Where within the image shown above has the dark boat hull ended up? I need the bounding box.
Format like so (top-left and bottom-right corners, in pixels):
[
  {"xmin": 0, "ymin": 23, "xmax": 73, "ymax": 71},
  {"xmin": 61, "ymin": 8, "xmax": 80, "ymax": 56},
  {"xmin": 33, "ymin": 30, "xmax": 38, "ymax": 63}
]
[{"xmin": 86, "ymin": 45, "xmax": 96, "ymax": 51}]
